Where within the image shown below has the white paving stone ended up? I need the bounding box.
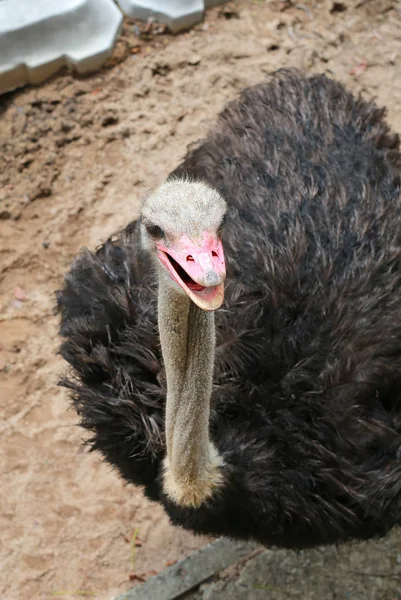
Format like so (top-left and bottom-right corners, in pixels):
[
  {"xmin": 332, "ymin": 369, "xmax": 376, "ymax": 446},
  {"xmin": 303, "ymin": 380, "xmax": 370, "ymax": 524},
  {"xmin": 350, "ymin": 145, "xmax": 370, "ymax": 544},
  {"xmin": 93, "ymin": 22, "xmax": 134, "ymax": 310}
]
[
  {"xmin": 0, "ymin": 0, "xmax": 122, "ymax": 94},
  {"xmin": 116, "ymin": 0, "xmax": 227, "ymax": 33}
]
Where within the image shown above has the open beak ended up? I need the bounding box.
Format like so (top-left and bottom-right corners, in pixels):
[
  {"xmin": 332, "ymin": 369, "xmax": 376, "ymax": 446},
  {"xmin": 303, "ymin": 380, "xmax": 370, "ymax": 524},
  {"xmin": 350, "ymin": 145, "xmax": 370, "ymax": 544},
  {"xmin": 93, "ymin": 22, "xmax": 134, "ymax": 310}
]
[{"xmin": 156, "ymin": 232, "xmax": 226, "ymax": 311}]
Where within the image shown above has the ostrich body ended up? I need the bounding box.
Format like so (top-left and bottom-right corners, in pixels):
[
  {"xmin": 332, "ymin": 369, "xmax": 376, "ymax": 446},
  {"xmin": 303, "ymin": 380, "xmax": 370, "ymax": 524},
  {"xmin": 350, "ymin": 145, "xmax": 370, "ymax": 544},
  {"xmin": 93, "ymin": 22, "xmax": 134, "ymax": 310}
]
[{"xmin": 58, "ymin": 71, "xmax": 401, "ymax": 549}]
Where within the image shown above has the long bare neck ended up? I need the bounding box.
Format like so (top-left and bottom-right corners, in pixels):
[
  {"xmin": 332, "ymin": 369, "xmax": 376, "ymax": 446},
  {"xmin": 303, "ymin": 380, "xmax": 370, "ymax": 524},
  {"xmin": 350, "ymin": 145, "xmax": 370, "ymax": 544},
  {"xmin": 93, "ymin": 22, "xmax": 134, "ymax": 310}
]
[{"xmin": 158, "ymin": 283, "xmax": 223, "ymax": 507}]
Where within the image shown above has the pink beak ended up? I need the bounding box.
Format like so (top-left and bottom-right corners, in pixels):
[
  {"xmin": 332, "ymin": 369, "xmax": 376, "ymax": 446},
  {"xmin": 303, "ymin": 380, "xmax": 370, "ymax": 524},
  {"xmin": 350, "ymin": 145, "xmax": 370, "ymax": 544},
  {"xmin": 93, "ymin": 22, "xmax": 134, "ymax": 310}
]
[{"xmin": 156, "ymin": 232, "xmax": 226, "ymax": 311}]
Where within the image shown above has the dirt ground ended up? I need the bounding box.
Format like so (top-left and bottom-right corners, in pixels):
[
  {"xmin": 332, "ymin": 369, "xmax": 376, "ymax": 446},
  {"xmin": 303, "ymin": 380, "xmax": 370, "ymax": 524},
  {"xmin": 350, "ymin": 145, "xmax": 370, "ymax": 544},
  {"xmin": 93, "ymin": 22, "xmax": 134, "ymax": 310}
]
[{"xmin": 1, "ymin": 1, "xmax": 401, "ymax": 598}]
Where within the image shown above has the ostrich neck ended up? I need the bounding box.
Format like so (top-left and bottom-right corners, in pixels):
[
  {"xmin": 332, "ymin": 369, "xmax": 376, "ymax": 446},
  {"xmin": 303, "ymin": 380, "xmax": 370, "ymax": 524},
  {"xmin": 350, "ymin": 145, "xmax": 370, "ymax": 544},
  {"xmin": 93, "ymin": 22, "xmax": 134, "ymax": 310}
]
[{"xmin": 158, "ymin": 282, "xmax": 222, "ymax": 507}]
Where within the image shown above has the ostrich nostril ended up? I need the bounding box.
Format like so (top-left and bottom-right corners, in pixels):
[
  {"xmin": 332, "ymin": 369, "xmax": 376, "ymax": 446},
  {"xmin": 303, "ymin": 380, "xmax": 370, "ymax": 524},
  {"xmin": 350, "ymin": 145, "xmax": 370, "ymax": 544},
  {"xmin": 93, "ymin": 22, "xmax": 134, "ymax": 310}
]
[
  {"xmin": 186, "ymin": 255, "xmax": 194, "ymax": 262},
  {"xmin": 212, "ymin": 251, "xmax": 218, "ymax": 258}
]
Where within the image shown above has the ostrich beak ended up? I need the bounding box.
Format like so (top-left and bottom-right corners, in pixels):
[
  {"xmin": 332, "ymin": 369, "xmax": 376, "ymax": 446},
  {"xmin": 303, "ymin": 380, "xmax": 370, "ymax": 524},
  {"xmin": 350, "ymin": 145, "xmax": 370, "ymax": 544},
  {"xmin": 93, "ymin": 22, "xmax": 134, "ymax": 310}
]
[{"xmin": 156, "ymin": 232, "xmax": 226, "ymax": 311}]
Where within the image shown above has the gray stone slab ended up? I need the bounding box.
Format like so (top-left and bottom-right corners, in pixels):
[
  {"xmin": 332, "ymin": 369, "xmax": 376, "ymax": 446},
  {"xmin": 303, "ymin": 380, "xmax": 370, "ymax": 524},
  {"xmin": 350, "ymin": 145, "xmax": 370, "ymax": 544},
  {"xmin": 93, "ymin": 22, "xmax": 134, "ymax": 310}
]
[
  {"xmin": 191, "ymin": 529, "xmax": 401, "ymax": 600},
  {"xmin": 117, "ymin": 537, "xmax": 259, "ymax": 600}
]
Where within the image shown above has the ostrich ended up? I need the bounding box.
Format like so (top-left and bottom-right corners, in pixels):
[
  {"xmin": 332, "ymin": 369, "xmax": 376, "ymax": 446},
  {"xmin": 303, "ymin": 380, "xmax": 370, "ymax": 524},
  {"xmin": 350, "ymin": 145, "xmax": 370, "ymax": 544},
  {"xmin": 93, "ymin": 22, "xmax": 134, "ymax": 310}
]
[{"xmin": 57, "ymin": 70, "xmax": 401, "ymax": 549}]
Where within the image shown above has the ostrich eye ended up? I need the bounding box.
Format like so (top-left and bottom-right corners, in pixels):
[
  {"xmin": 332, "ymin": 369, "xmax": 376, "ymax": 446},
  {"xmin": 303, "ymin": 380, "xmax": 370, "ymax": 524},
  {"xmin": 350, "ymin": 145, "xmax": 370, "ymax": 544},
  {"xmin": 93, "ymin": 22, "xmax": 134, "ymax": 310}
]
[{"xmin": 145, "ymin": 223, "xmax": 164, "ymax": 239}]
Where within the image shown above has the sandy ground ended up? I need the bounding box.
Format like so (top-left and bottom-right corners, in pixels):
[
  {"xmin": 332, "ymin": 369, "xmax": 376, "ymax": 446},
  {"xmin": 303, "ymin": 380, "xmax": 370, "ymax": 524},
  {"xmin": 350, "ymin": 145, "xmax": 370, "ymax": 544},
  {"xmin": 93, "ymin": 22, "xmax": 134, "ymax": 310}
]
[{"xmin": 1, "ymin": 1, "xmax": 401, "ymax": 598}]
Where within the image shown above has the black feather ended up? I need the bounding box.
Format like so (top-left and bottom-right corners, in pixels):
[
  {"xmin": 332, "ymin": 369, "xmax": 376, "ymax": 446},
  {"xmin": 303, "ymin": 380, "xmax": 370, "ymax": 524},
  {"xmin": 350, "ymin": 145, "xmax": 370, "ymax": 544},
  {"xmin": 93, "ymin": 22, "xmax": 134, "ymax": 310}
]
[{"xmin": 57, "ymin": 69, "xmax": 401, "ymax": 549}]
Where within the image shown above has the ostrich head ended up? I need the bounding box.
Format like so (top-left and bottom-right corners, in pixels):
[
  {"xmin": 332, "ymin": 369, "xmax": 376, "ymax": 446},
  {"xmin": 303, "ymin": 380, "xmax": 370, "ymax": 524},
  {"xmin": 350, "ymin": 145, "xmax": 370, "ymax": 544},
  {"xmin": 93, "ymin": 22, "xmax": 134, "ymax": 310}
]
[
  {"xmin": 141, "ymin": 179, "xmax": 227, "ymax": 310},
  {"xmin": 140, "ymin": 179, "xmax": 228, "ymax": 507}
]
